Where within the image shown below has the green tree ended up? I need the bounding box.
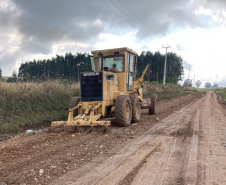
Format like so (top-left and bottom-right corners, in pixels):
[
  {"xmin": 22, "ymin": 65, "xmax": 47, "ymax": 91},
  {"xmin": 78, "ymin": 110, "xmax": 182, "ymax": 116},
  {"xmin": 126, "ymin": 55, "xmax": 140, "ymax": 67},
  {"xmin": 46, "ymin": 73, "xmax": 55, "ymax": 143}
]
[{"xmin": 7, "ymin": 70, "xmax": 18, "ymax": 83}]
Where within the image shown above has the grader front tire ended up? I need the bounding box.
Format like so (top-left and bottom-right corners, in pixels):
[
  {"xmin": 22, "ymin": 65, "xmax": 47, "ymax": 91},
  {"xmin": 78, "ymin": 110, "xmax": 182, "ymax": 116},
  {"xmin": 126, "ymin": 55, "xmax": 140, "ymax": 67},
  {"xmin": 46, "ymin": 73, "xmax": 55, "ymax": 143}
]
[
  {"xmin": 129, "ymin": 94, "xmax": 141, "ymax": 123},
  {"xmin": 115, "ymin": 95, "xmax": 132, "ymax": 126},
  {"xmin": 68, "ymin": 97, "xmax": 80, "ymax": 117},
  {"xmin": 149, "ymin": 94, "xmax": 157, "ymax": 115}
]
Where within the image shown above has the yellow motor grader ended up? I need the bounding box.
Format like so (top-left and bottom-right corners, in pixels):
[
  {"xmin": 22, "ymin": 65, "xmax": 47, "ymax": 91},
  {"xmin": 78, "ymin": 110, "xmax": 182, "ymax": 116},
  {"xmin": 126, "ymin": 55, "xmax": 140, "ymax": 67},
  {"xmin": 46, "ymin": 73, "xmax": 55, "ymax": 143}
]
[{"xmin": 51, "ymin": 47, "xmax": 157, "ymax": 130}]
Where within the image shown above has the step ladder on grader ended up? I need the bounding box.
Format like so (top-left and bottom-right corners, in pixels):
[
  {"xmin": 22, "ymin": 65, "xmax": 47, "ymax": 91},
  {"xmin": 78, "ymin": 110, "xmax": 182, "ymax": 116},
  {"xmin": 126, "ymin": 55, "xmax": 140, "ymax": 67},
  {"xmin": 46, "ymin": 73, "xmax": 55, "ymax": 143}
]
[{"xmin": 51, "ymin": 47, "xmax": 157, "ymax": 132}]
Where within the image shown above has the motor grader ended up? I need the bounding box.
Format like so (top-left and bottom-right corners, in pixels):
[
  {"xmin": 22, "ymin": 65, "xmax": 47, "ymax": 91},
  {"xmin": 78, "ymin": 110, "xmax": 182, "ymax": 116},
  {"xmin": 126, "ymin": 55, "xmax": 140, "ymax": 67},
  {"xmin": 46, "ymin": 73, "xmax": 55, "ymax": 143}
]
[{"xmin": 51, "ymin": 47, "xmax": 157, "ymax": 131}]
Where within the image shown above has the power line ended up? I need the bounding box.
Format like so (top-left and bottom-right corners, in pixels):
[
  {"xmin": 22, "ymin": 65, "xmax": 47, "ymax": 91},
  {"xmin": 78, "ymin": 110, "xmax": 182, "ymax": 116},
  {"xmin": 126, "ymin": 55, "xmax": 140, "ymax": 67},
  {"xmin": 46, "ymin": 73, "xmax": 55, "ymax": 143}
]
[
  {"xmin": 109, "ymin": 0, "xmax": 160, "ymax": 41},
  {"xmin": 93, "ymin": 1, "xmax": 150, "ymax": 47},
  {"xmin": 93, "ymin": 0, "xmax": 172, "ymax": 53},
  {"xmin": 117, "ymin": 0, "xmax": 162, "ymax": 40},
  {"xmin": 100, "ymin": 0, "xmax": 156, "ymax": 42}
]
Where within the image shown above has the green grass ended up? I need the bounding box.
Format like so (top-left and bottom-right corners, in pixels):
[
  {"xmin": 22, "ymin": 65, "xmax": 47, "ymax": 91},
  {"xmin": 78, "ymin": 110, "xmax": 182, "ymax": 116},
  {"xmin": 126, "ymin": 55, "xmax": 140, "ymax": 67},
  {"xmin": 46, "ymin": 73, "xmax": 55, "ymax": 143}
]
[
  {"xmin": 143, "ymin": 90, "xmax": 189, "ymax": 99},
  {"xmin": 196, "ymin": 87, "xmax": 218, "ymax": 91},
  {"xmin": 216, "ymin": 88, "xmax": 226, "ymax": 99},
  {"xmin": 0, "ymin": 81, "xmax": 79, "ymax": 135},
  {"xmin": 142, "ymin": 82, "xmax": 194, "ymax": 100}
]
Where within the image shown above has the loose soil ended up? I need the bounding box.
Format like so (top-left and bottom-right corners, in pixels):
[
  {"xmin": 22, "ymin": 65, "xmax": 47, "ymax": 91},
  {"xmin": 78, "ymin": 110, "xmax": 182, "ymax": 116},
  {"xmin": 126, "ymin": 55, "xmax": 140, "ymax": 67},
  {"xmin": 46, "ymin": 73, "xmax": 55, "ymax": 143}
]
[{"xmin": 0, "ymin": 91, "xmax": 216, "ymax": 185}]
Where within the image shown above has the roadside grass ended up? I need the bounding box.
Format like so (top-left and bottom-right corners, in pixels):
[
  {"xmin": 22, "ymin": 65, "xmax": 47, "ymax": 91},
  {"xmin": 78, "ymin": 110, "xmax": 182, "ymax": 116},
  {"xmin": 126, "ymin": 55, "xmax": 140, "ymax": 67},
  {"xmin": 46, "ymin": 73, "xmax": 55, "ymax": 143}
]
[
  {"xmin": 216, "ymin": 88, "xmax": 226, "ymax": 100},
  {"xmin": 196, "ymin": 87, "xmax": 218, "ymax": 91},
  {"xmin": 143, "ymin": 82, "xmax": 195, "ymax": 100},
  {"xmin": 0, "ymin": 81, "xmax": 79, "ymax": 136}
]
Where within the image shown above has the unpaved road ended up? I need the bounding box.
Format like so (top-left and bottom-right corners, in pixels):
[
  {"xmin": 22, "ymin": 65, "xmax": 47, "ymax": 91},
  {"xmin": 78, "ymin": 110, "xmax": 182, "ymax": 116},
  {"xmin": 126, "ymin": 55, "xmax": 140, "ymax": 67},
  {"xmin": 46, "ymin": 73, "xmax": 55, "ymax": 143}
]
[{"xmin": 2, "ymin": 91, "xmax": 226, "ymax": 185}]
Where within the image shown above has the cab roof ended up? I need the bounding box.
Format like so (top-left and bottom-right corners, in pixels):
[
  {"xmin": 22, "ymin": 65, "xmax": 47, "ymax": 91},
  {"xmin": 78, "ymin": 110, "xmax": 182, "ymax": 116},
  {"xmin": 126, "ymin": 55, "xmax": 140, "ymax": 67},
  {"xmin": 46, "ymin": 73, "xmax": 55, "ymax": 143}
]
[{"xmin": 91, "ymin": 47, "xmax": 138, "ymax": 56}]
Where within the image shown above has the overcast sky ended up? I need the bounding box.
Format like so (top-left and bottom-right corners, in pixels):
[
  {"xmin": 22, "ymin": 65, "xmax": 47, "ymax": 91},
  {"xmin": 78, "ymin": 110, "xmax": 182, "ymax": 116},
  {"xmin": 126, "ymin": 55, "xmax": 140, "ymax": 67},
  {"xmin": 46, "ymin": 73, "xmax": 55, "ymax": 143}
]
[{"xmin": 0, "ymin": 0, "xmax": 226, "ymax": 86}]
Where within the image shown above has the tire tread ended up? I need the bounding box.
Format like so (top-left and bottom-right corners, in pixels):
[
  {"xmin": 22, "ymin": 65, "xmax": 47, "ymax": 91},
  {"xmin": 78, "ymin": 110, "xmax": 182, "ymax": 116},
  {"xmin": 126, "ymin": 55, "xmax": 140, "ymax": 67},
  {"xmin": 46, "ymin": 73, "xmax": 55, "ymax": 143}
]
[{"xmin": 115, "ymin": 95, "xmax": 132, "ymax": 126}]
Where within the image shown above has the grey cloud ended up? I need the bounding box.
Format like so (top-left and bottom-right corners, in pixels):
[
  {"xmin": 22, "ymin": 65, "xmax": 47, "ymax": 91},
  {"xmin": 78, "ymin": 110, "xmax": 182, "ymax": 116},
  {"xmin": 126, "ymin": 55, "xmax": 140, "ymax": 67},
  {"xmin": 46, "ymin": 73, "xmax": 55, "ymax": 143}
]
[
  {"xmin": 14, "ymin": 0, "xmax": 104, "ymax": 42},
  {"xmin": 122, "ymin": 0, "xmax": 206, "ymax": 40},
  {"xmin": 0, "ymin": 0, "xmax": 17, "ymax": 27},
  {"xmin": 20, "ymin": 38, "xmax": 52, "ymax": 54},
  {"xmin": 0, "ymin": 51, "xmax": 20, "ymax": 76},
  {"xmin": 3, "ymin": 0, "xmax": 105, "ymax": 59},
  {"xmin": 0, "ymin": 0, "xmax": 225, "ymax": 75},
  {"xmin": 194, "ymin": 0, "xmax": 226, "ymax": 23},
  {"xmin": 0, "ymin": 10, "xmax": 13, "ymax": 26},
  {"xmin": 195, "ymin": 0, "xmax": 226, "ymax": 10},
  {"xmin": 8, "ymin": 0, "xmax": 221, "ymax": 45},
  {"xmin": 169, "ymin": 7, "xmax": 203, "ymax": 28}
]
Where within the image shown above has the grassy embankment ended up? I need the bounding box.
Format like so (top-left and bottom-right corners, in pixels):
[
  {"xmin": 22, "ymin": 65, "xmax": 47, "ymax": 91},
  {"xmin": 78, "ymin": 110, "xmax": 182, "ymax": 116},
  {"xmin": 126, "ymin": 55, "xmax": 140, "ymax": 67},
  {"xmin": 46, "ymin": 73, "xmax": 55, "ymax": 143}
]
[
  {"xmin": 196, "ymin": 87, "xmax": 218, "ymax": 91},
  {"xmin": 216, "ymin": 88, "xmax": 226, "ymax": 100},
  {"xmin": 0, "ymin": 81, "xmax": 79, "ymax": 138},
  {"xmin": 0, "ymin": 81, "xmax": 195, "ymax": 137},
  {"xmin": 142, "ymin": 81, "xmax": 197, "ymax": 99}
]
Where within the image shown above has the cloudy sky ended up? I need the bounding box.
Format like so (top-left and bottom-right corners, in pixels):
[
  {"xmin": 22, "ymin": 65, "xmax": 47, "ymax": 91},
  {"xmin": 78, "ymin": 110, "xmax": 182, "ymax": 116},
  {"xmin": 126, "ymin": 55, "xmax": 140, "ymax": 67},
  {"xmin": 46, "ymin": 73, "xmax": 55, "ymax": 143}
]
[{"xmin": 0, "ymin": 0, "xmax": 226, "ymax": 86}]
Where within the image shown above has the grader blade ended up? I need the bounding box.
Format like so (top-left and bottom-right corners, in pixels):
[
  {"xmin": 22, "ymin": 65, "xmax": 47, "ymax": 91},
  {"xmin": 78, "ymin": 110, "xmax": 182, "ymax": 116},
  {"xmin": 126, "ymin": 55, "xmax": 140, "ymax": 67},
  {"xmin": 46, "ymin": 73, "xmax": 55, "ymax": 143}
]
[
  {"xmin": 50, "ymin": 125, "xmax": 65, "ymax": 133},
  {"xmin": 51, "ymin": 119, "xmax": 111, "ymax": 133}
]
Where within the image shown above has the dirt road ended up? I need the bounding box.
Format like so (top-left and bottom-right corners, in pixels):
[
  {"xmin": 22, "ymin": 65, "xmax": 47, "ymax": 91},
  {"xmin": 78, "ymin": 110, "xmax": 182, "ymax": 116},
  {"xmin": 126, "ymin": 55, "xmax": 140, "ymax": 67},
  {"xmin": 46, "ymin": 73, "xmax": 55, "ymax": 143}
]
[
  {"xmin": 2, "ymin": 91, "xmax": 226, "ymax": 185},
  {"xmin": 49, "ymin": 91, "xmax": 226, "ymax": 185}
]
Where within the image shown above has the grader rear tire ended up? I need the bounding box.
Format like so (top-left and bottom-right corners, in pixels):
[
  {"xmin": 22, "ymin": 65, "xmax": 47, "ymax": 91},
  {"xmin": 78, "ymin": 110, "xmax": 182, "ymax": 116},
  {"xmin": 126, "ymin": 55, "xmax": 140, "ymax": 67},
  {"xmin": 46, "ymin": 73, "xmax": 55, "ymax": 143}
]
[
  {"xmin": 149, "ymin": 94, "xmax": 157, "ymax": 115},
  {"xmin": 115, "ymin": 95, "xmax": 132, "ymax": 126},
  {"xmin": 129, "ymin": 94, "xmax": 141, "ymax": 123},
  {"xmin": 68, "ymin": 97, "xmax": 80, "ymax": 117}
]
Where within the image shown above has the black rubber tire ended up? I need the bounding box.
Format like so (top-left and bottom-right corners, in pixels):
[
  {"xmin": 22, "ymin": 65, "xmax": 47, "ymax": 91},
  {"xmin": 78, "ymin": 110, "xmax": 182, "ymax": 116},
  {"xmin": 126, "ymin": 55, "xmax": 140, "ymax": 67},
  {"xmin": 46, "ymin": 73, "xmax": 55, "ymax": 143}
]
[
  {"xmin": 129, "ymin": 94, "xmax": 141, "ymax": 123},
  {"xmin": 149, "ymin": 94, "xmax": 157, "ymax": 115},
  {"xmin": 115, "ymin": 95, "xmax": 132, "ymax": 126},
  {"xmin": 68, "ymin": 97, "xmax": 80, "ymax": 117}
]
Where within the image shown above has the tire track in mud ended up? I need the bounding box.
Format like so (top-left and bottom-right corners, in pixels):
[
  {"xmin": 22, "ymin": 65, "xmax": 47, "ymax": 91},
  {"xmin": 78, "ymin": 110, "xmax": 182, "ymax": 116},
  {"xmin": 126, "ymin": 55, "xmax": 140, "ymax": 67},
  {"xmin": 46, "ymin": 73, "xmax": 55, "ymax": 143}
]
[{"xmin": 184, "ymin": 110, "xmax": 200, "ymax": 184}]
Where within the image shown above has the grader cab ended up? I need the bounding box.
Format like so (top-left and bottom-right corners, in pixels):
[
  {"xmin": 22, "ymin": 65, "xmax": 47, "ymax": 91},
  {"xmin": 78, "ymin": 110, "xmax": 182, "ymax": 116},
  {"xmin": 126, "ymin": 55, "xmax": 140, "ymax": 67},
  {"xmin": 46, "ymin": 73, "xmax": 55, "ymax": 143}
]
[{"xmin": 51, "ymin": 47, "xmax": 157, "ymax": 130}]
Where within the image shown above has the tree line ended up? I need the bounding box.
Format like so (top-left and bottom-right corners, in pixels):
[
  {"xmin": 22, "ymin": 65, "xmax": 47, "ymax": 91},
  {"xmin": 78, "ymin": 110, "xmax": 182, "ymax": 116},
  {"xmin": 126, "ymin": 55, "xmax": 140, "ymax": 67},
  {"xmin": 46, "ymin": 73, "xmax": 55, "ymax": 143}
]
[
  {"xmin": 10, "ymin": 51, "xmax": 183, "ymax": 83},
  {"xmin": 137, "ymin": 51, "xmax": 183, "ymax": 83}
]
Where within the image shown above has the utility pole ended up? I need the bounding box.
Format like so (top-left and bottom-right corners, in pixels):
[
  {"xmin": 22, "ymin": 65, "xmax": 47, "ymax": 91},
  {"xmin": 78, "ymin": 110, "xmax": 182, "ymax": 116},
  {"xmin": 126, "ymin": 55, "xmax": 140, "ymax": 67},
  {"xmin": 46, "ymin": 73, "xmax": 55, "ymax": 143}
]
[
  {"xmin": 194, "ymin": 74, "xmax": 196, "ymax": 87},
  {"xmin": 162, "ymin": 45, "xmax": 171, "ymax": 86},
  {"xmin": 188, "ymin": 65, "xmax": 191, "ymax": 80}
]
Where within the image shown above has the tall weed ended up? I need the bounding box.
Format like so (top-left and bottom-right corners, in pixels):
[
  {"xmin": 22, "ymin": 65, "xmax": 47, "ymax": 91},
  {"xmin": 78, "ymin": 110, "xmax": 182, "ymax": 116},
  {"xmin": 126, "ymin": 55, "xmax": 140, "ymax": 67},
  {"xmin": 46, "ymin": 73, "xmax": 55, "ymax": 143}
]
[{"xmin": 0, "ymin": 81, "xmax": 79, "ymax": 134}]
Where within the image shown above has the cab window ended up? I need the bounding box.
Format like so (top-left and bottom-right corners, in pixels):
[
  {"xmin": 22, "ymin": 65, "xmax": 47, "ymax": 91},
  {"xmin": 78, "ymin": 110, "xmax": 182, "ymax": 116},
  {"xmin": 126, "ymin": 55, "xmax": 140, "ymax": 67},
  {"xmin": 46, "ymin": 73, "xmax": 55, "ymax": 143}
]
[{"xmin": 91, "ymin": 55, "xmax": 125, "ymax": 72}]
